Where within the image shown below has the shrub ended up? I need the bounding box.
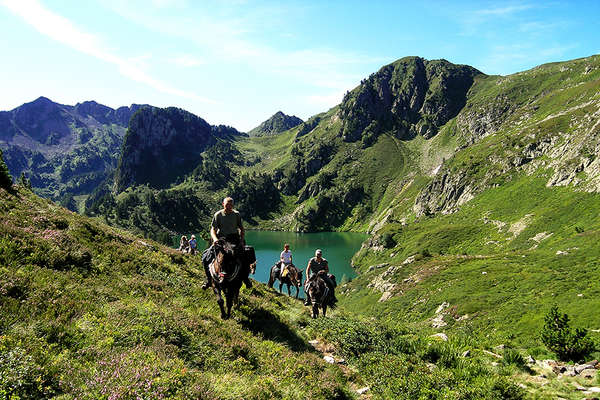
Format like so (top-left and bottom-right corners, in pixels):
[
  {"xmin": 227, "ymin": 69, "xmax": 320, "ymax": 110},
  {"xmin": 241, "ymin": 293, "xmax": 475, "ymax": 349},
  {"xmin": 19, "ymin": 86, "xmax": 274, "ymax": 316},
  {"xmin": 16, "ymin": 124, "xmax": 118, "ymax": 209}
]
[
  {"xmin": 501, "ymin": 348, "xmax": 526, "ymax": 369},
  {"xmin": 540, "ymin": 305, "xmax": 595, "ymax": 362},
  {"xmin": 0, "ymin": 149, "xmax": 12, "ymax": 190}
]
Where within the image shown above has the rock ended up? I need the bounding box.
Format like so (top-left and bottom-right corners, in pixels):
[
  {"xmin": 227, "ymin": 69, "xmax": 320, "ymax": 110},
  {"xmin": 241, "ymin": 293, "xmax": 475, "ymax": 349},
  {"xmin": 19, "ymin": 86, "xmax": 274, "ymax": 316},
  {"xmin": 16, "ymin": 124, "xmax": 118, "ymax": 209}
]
[
  {"xmin": 337, "ymin": 358, "xmax": 346, "ymax": 365},
  {"xmin": 556, "ymin": 250, "xmax": 568, "ymax": 255},
  {"xmin": 573, "ymin": 383, "xmax": 586, "ymax": 391},
  {"xmin": 526, "ymin": 355, "xmax": 535, "ymax": 364},
  {"xmin": 379, "ymin": 291, "xmax": 394, "ymax": 302},
  {"xmin": 403, "ymin": 255, "xmax": 416, "ymax": 265},
  {"xmin": 493, "ymin": 344, "xmax": 505, "ymax": 351},
  {"xmin": 481, "ymin": 271, "xmax": 487, "ymax": 275},
  {"xmin": 431, "ymin": 314, "xmax": 447, "ymax": 328},
  {"xmin": 581, "ymin": 369, "xmax": 598, "ymax": 379},
  {"xmin": 323, "ymin": 356, "xmax": 335, "ymax": 364},
  {"xmin": 368, "ymin": 263, "xmax": 389, "ymax": 272},
  {"xmin": 576, "ymin": 363, "xmax": 598, "ymax": 374},
  {"xmin": 308, "ymin": 340, "xmax": 319, "ymax": 346},
  {"xmin": 430, "ymin": 333, "xmax": 448, "ymax": 341},
  {"xmin": 482, "ymin": 350, "xmax": 502, "ymax": 359},
  {"xmin": 587, "ymin": 387, "xmax": 600, "ymax": 393},
  {"xmin": 462, "ymin": 350, "xmax": 471, "ymax": 358},
  {"xmin": 356, "ymin": 387, "xmax": 370, "ymax": 395},
  {"xmin": 435, "ymin": 302, "xmax": 450, "ymax": 314}
]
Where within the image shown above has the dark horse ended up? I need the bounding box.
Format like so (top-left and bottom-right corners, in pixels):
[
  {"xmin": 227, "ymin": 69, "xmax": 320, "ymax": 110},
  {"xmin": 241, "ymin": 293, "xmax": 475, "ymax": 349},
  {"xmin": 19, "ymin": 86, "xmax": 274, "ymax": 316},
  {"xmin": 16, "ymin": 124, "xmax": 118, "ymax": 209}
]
[
  {"xmin": 305, "ymin": 271, "xmax": 336, "ymax": 318},
  {"xmin": 208, "ymin": 239, "xmax": 255, "ymax": 319},
  {"xmin": 268, "ymin": 262, "xmax": 303, "ymax": 298}
]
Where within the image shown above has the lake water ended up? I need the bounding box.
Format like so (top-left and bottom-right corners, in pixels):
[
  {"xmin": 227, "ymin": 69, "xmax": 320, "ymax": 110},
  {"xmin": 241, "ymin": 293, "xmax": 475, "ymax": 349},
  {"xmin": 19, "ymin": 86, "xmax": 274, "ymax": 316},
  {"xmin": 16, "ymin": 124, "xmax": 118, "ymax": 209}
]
[{"xmin": 244, "ymin": 230, "xmax": 367, "ymax": 285}]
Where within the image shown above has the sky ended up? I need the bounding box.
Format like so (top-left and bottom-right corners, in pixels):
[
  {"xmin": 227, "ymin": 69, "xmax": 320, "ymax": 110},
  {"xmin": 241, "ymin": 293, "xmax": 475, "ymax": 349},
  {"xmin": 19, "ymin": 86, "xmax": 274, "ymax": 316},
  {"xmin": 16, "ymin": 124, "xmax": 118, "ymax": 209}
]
[{"xmin": 1, "ymin": 1, "xmax": 599, "ymax": 132}]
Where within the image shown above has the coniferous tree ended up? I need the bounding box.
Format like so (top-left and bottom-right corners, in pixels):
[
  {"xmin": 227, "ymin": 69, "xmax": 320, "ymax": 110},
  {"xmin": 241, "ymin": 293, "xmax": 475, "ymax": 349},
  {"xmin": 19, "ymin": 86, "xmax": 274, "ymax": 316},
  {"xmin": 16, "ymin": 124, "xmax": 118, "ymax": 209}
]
[{"xmin": 0, "ymin": 149, "xmax": 12, "ymax": 189}]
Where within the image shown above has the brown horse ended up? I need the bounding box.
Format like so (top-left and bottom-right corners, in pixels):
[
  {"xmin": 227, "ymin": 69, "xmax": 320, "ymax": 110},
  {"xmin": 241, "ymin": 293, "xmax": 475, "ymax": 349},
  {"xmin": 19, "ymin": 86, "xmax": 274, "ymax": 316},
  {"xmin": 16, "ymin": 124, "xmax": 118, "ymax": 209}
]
[
  {"xmin": 268, "ymin": 263, "xmax": 303, "ymax": 298},
  {"xmin": 305, "ymin": 272, "xmax": 336, "ymax": 318},
  {"xmin": 208, "ymin": 239, "xmax": 253, "ymax": 319}
]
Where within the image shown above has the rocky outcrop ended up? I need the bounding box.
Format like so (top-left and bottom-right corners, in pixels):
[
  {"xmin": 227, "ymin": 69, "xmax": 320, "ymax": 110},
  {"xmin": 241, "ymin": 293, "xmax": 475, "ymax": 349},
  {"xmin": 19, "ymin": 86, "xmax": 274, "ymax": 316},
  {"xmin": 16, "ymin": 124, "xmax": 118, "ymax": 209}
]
[
  {"xmin": 339, "ymin": 57, "xmax": 481, "ymax": 144},
  {"xmin": 414, "ymin": 169, "xmax": 477, "ymax": 216},
  {"xmin": 114, "ymin": 107, "xmax": 215, "ymax": 192},
  {"xmin": 248, "ymin": 111, "xmax": 303, "ymax": 136}
]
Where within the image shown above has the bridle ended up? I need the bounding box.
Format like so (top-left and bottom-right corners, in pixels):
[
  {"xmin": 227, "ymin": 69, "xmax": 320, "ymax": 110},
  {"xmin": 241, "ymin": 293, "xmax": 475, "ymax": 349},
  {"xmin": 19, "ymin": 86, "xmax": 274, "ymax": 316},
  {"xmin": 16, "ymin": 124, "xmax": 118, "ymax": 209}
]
[{"xmin": 210, "ymin": 240, "xmax": 241, "ymax": 283}]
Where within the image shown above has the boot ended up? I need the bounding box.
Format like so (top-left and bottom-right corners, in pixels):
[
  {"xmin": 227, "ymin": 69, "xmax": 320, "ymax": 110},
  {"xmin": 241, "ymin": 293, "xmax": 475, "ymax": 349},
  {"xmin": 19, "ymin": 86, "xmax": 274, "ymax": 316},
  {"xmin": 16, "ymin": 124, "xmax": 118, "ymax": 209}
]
[{"xmin": 202, "ymin": 261, "xmax": 212, "ymax": 289}]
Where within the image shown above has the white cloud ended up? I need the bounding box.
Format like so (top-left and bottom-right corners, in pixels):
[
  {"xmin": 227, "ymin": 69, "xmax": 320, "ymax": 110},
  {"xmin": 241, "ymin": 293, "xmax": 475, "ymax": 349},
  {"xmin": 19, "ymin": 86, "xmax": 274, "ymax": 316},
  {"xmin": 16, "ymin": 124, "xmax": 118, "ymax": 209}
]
[
  {"xmin": 103, "ymin": 2, "xmax": 378, "ymax": 93},
  {"xmin": 0, "ymin": 0, "xmax": 215, "ymax": 103},
  {"xmin": 473, "ymin": 4, "xmax": 534, "ymax": 17}
]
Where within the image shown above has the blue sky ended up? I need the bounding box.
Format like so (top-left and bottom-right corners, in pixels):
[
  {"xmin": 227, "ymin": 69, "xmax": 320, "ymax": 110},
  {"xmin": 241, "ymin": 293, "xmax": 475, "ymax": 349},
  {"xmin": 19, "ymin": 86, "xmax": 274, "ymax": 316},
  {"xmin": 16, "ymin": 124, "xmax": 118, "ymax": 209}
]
[{"xmin": 1, "ymin": 0, "xmax": 598, "ymax": 131}]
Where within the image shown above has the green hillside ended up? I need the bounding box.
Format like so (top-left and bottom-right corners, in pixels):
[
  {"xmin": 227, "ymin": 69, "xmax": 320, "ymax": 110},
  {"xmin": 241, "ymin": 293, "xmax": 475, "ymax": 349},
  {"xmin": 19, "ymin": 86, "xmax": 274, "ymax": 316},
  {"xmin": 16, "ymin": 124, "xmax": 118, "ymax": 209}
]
[{"xmin": 2, "ymin": 183, "xmax": 535, "ymax": 399}]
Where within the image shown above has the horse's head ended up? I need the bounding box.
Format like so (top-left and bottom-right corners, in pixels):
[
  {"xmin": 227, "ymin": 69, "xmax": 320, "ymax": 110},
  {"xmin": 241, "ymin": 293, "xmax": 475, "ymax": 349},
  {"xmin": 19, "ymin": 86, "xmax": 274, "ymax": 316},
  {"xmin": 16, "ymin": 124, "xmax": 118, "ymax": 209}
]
[
  {"xmin": 213, "ymin": 238, "xmax": 237, "ymax": 276},
  {"xmin": 307, "ymin": 275, "xmax": 326, "ymax": 305}
]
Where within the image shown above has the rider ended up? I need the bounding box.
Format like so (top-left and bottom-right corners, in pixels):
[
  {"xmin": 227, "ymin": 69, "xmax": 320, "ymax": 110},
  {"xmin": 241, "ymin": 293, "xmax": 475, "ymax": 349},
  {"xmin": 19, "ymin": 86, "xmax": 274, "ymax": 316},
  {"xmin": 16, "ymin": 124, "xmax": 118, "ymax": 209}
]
[
  {"xmin": 279, "ymin": 243, "xmax": 293, "ymax": 277},
  {"xmin": 202, "ymin": 197, "xmax": 252, "ymax": 289},
  {"xmin": 304, "ymin": 249, "xmax": 337, "ymax": 306}
]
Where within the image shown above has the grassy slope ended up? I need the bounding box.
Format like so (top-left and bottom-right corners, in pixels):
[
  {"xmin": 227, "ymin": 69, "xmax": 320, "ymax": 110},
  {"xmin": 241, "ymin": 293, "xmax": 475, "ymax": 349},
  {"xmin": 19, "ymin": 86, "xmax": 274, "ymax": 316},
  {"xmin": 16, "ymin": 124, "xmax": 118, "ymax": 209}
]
[
  {"xmin": 1, "ymin": 185, "xmax": 532, "ymax": 399},
  {"xmin": 0, "ymin": 185, "xmax": 354, "ymax": 399},
  {"xmin": 232, "ymin": 56, "xmax": 600, "ymax": 398}
]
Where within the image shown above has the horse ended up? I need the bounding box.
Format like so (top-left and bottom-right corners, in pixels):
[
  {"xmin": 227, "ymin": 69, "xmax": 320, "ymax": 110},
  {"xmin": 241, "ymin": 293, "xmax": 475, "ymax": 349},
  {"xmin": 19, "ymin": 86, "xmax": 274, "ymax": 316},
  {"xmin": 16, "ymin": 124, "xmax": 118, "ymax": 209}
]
[
  {"xmin": 305, "ymin": 271, "xmax": 336, "ymax": 318},
  {"xmin": 267, "ymin": 262, "xmax": 303, "ymax": 298},
  {"xmin": 208, "ymin": 238, "xmax": 254, "ymax": 319}
]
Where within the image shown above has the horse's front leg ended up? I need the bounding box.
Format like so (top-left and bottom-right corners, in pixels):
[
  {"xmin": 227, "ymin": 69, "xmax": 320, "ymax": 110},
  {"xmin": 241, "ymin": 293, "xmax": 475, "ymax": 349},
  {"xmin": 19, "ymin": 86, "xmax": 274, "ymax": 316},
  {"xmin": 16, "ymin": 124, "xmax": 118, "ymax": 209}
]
[
  {"xmin": 322, "ymin": 304, "xmax": 327, "ymax": 317},
  {"xmin": 312, "ymin": 304, "xmax": 319, "ymax": 319},
  {"xmin": 286, "ymin": 284, "xmax": 291, "ymax": 296},
  {"xmin": 279, "ymin": 282, "xmax": 283, "ymax": 294},
  {"xmin": 225, "ymin": 288, "xmax": 234, "ymax": 319},
  {"xmin": 214, "ymin": 286, "xmax": 227, "ymax": 319}
]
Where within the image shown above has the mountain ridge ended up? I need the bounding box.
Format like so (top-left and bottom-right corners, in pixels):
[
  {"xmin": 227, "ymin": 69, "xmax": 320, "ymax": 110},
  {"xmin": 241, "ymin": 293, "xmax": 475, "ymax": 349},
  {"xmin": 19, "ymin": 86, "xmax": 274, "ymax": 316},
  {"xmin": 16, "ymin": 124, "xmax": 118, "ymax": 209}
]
[{"xmin": 248, "ymin": 111, "xmax": 303, "ymax": 137}]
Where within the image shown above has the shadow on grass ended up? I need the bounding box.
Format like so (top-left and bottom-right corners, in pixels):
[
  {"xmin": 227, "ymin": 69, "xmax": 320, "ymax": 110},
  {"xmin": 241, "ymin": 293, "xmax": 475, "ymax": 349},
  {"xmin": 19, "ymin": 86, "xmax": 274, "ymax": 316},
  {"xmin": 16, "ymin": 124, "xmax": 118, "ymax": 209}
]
[{"xmin": 239, "ymin": 307, "xmax": 311, "ymax": 352}]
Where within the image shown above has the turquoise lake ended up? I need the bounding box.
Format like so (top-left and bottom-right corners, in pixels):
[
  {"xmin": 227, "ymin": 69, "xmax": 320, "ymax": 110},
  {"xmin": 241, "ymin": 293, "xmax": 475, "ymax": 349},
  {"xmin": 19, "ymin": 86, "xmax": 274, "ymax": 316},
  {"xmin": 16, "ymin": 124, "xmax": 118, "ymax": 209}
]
[{"xmin": 244, "ymin": 230, "xmax": 367, "ymax": 285}]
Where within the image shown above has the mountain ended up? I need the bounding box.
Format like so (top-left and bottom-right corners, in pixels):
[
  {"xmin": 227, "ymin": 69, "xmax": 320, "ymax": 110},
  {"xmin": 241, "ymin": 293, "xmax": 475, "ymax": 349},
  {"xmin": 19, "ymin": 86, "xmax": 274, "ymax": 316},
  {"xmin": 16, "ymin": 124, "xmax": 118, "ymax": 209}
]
[
  {"xmin": 248, "ymin": 111, "xmax": 303, "ymax": 136},
  {"xmin": 0, "ymin": 97, "xmax": 145, "ymax": 204},
  {"xmin": 115, "ymin": 107, "xmax": 216, "ymax": 191}
]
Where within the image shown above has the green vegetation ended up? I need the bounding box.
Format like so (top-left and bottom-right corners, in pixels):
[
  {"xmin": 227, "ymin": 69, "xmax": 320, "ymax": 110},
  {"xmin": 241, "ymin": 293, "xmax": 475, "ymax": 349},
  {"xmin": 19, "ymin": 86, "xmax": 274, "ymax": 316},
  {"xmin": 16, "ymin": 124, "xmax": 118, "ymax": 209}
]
[
  {"xmin": 541, "ymin": 305, "xmax": 595, "ymax": 362},
  {"xmin": 0, "ymin": 149, "xmax": 11, "ymax": 189},
  {"xmin": 0, "ymin": 185, "xmax": 353, "ymax": 399}
]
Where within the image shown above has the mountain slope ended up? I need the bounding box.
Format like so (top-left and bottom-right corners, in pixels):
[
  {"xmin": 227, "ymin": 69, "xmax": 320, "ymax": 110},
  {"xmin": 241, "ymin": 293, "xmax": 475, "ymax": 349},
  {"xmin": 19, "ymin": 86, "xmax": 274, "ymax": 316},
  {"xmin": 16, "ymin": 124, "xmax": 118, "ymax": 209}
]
[
  {"xmin": 248, "ymin": 111, "xmax": 303, "ymax": 137},
  {"xmin": 1, "ymin": 182, "xmax": 531, "ymax": 399}
]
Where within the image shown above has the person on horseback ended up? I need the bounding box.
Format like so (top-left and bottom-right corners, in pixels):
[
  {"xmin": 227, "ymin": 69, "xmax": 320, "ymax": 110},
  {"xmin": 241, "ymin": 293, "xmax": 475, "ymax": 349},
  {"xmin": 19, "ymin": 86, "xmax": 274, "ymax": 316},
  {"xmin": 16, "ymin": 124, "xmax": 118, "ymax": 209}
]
[
  {"xmin": 304, "ymin": 249, "xmax": 337, "ymax": 306},
  {"xmin": 278, "ymin": 243, "xmax": 293, "ymax": 278},
  {"xmin": 202, "ymin": 197, "xmax": 252, "ymax": 289}
]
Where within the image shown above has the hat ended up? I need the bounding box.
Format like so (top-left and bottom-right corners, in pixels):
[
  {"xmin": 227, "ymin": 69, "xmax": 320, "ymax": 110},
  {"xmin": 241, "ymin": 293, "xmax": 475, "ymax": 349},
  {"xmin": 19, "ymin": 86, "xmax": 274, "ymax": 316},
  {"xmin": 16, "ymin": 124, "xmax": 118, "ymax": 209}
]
[
  {"xmin": 315, "ymin": 249, "xmax": 322, "ymax": 256},
  {"xmin": 191, "ymin": 234, "xmax": 196, "ymax": 239}
]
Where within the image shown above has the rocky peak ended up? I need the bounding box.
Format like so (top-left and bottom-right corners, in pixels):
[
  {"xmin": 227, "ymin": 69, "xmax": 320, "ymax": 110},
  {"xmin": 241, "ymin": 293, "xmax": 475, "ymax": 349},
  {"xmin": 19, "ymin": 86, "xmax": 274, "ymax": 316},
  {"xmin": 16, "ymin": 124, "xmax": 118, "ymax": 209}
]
[
  {"xmin": 113, "ymin": 104, "xmax": 148, "ymax": 126},
  {"xmin": 114, "ymin": 107, "xmax": 215, "ymax": 191},
  {"xmin": 74, "ymin": 100, "xmax": 114, "ymax": 124},
  {"xmin": 12, "ymin": 97, "xmax": 75, "ymax": 144},
  {"xmin": 339, "ymin": 57, "xmax": 482, "ymax": 144},
  {"xmin": 248, "ymin": 111, "xmax": 303, "ymax": 136}
]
